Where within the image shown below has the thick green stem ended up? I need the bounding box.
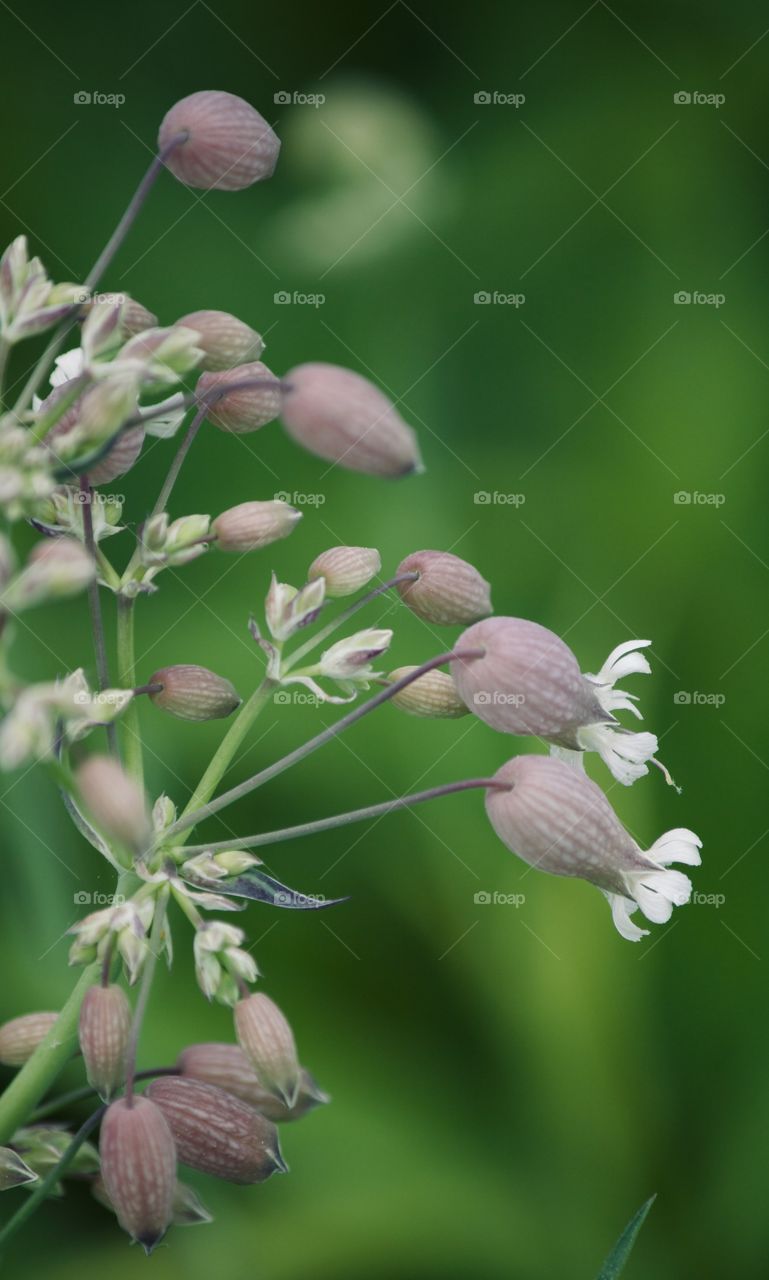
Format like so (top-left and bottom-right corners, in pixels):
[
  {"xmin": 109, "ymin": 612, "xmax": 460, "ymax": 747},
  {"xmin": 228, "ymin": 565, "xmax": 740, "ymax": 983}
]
[
  {"xmin": 116, "ymin": 595, "xmax": 143, "ymax": 786},
  {"xmin": 173, "ymin": 677, "xmax": 276, "ymax": 847},
  {"xmin": 0, "ymin": 964, "xmax": 97, "ymax": 1146}
]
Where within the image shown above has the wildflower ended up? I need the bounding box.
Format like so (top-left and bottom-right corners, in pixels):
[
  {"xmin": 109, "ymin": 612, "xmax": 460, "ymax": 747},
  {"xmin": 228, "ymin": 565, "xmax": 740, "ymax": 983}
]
[
  {"xmin": 99, "ymin": 1096, "xmax": 177, "ymax": 1253},
  {"xmin": 265, "ymin": 574, "xmax": 325, "ymax": 642},
  {"xmin": 0, "ymin": 1011, "xmax": 58, "ymax": 1066},
  {"xmin": 193, "ymin": 921, "xmax": 257, "ymax": 1005},
  {"xmin": 176, "ymin": 309, "xmax": 264, "ymax": 370},
  {"xmin": 197, "ymin": 360, "xmax": 282, "ymax": 432},
  {"xmin": 280, "ymin": 362, "xmax": 422, "ymax": 476},
  {"xmin": 485, "ymin": 754, "xmax": 701, "ymax": 940},
  {"xmin": 451, "ymin": 618, "xmax": 665, "ymax": 786},
  {"xmin": 176, "ymin": 1043, "xmax": 330, "ymax": 1121},
  {"xmin": 0, "ymin": 538, "xmax": 96, "ymax": 612},
  {"xmin": 211, "ymin": 499, "xmax": 301, "ymax": 552},
  {"xmin": 387, "ymin": 666, "xmax": 468, "ymax": 718},
  {"xmin": 69, "ymin": 896, "xmax": 155, "ymax": 984},
  {"xmin": 147, "ymin": 1076, "xmax": 287, "ymax": 1183},
  {"xmin": 78, "ymin": 984, "xmax": 132, "ymax": 1101},
  {"xmin": 148, "ymin": 664, "xmax": 241, "ymax": 722},
  {"xmin": 76, "ymin": 755, "xmax": 150, "ymax": 849},
  {"xmin": 396, "ymin": 550, "xmax": 492, "ymax": 625},
  {"xmin": 307, "ymin": 545, "xmax": 381, "ymax": 597},
  {"xmin": 158, "ymin": 90, "xmax": 280, "ymax": 191},
  {"xmin": 234, "ymin": 992, "xmax": 301, "ymax": 1106}
]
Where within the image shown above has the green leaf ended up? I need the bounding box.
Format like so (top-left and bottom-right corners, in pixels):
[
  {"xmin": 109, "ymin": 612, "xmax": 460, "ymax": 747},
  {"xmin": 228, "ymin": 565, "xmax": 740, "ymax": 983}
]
[{"xmin": 596, "ymin": 1195, "xmax": 656, "ymax": 1279}]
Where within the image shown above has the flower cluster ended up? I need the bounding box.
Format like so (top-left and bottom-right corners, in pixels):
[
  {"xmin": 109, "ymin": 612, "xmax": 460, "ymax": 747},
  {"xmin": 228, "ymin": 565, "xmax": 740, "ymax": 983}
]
[{"xmin": 0, "ymin": 85, "xmax": 702, "ymax": 1255}]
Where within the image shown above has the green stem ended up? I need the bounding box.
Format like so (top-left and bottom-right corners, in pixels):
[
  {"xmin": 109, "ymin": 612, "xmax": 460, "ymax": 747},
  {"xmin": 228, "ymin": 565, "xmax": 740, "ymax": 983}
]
[
  {"xmin": 0, "ymin": 965, "xmax": 97, "ymax": 1147},
  {"xmin": 124, "ymin": 887, "xmax": 169, "ymax": 1102},
  {"xmin": 0, "ymin": 870, "xmax": 136, "ymax": 1145},
  {"xmin": 179, "ymin": 777, "xmax": 507, "ymax": 853},
  {"xmin": 116, "ymin": 595, "xmax": 142, "ymax": 787},
  {"xmin": 173, "ymin": 677, "xmax": 277, "ymax": 847},
  {"xmin": 165, "ymin": 649, "xmax": 483, "ymax": 840},
  {"xmin": 0, "ymin": 1109, "xmax": 103, "ymax": 1250},
  {"xmin": 283, "ymin": 572, "xmax": 418, "ymax": 673}
]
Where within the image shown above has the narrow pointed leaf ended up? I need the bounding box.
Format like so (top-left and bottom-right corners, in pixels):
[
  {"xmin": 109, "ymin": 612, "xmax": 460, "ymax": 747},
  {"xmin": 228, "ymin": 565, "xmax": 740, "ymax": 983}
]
[
  {"xmin": 181, "ymin": 866, "xmax": 347, "ymax": 910},
  {"xmin": 596, "ymin": 1195, "xmax": 656, "ymax": 1279}
]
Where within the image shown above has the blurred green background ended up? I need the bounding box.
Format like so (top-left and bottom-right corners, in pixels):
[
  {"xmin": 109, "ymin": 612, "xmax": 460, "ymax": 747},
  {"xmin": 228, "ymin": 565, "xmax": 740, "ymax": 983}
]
[{"xmin": 0, "ymin": 0, "xmax": 767, "ymax": 1275}]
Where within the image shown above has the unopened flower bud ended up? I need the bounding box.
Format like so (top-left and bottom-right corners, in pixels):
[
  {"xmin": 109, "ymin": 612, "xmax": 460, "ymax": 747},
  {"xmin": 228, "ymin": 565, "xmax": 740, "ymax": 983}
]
[
  {"xmin": 281, "ymin": 363, "xmax": 422, "ymax": 477},
  {"xmin": 81, "ymin": 299, "xmax": 124, "ymax": 360},
  {"xmin": 140, "ymin": 511, "xmax": 211, "ymax": 569},
  {"xmin": 149, "ymin": 664, "xmax": 241, "ymax": 722},
  {"xmin": 265, "ymin": 574, "xmax": 325, "ymax": 642},
  {"xmin": 78, "ymin": 984, "xmax": 132, "ymax": 1101},
  {"xmin": 485, "ymin": 754, "xmax": 701, "ymax": 941},
  {"xmin": 120, "ymin": 326, "xmax": 203, "ymax": 389},
  {"xmin": 452, "ymin": 619, "xmax": 663, "ymax": 787},
  {"xmin": 396, "ymin": 550, "xmax": 492, "ymax": 625},
  {"xmin": 211, "ymin": 500, "xmax": 301, "ymax": 552},
  {"xmin": 147, "ymin": 1077, "xmax": 287, "ymax": 1183},
  {"xmin": 0, "ymin": 1147, "xmax": 37, "ymax": 1190},
  {"xmin": 176, "ymin": 1043, "xmax": 329, "ymax": 1121},
  {"xmin": 308, "ymin": 545, "xmax": 381, "ymax": 597},
  {"xmin": 87, "ymin": 426, "xmax": 145, "ymax": 486},
  {"xmin": 99, "ymin": 1096, "xmax": 177, "ymax": 1253},
  {"xmin": 14, "ymin": 1125, "xmax": 99, "ymax": 1177},
  {"xmin": 76, "ymin": 755, "xmax": 150, "ymax": 849},
  {"xmin": 83, "ymin": 292, "xmax": 158, "ymax": 339},
  {"xmin": 197, "ymin": 360, "xmax": 282, "ymax": 432},
  {"xmin": 93, "ymin": 1172, "xmax": 213, "ymax": 1226},
  {"xmin": 158, "ymin": 90, "xmax": 280, "ymax": 191},
  {"xmin": 234, "ymin": 993, "xmax": 301, "ymax": 1107},
  {"xmin": 387, "ymin": 666, "xmax": 468, "ymax": 719},
  {"xmin": 1, "ymin": 538, "xmax": 96, "ymax": 612},
  {"xmin": 0, "ymin": 1011, "xmax": 58, "ymax": 1066},
  {"xmin": 177, "ymin": 309, "xmax": 264, "ymax": 371}
]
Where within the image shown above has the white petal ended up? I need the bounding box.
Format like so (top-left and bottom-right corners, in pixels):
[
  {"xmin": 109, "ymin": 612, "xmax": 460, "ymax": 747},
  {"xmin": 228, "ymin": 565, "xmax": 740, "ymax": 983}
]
[
  {"xmin": 577, "ymin": 723, "xmax": 658, "ymax": 786},
  {"xmin": 629, "ymin": 868, "xmax": 693, "ymax": 924},
  {"xmin": 648, "ymin": 828, "xmax": 702, "ymax": 867},
  {"xmin": 603, "ymin": 890, "xmax": 648, "ymax": 942}
]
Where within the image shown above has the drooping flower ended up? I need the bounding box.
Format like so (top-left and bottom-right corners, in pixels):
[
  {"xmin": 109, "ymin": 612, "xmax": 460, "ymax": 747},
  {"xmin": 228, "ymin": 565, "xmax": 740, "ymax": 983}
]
[
  {"xmin": 485, "ymin": 754, "xmax": 701, "ymax": 940},
  {"xmin": 451, "ymin": 617, "xmax": 667, "ymax": 786}
]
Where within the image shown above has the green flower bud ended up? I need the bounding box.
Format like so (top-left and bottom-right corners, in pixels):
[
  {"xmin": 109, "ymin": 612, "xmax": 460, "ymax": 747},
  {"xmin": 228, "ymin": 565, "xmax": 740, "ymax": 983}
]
[
  {"xmin": 120, "ymin": 326, "xmax": 204, "ymax": 390},
  {"xmin": 99, "ymin": 1096, "xmax": 177, "ymax": 1253},
  {"xmin": 148, "ymin": 664, "xmax": 241, "ymax": 722},
  {"xmin": 234, "ymin": 993, "xmax": 301, "ymax": 1107},
  {"xmin": 78, "ymin": 984, "xmax": 132, "ymax": 1101},
  {"xmin": 308, "ymin": 545, "xmax": 381, "ymax": 596},
  {"xmin": 176, "ymin": 310, "xmax": 264, "ymax": 371},
  {"xmin": 0, "ymin": 1011, "xmax": 59, "ymax": 1067},
  {"xmin": 82, "ymin": 292, "xmax": 157, "ymax": 339},
  {"xmin": 1, "ymin": 538, "xmax": 96, "ymax": 612},
  {"xmin": 211, "ymin": 500, "xmax": 301, "ymax": 552},
  {"xmin": 146, "ymin": 1077, "xmax": 287, "ymax": 1183},
  {"xmin": 387, "ymin": 666, "xmax": 468, "ymax": 718}
]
